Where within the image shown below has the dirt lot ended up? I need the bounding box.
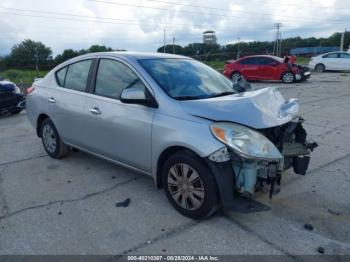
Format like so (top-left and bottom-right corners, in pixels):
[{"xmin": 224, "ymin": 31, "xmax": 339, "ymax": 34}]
[{"xmin": 0, "ymin": 72, "xmax": 349, "ymax": 256}]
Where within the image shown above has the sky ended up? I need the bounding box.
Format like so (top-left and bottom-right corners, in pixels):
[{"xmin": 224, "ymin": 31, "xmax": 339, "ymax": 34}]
[{"xmin": 0, "ymin": 0, "xmax": 349, "ymax": 56}]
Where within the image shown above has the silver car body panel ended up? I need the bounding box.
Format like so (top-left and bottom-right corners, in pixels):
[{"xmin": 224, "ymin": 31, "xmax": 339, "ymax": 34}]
[
  {"xmin": 27, "ymin": 51, "xmax": 301, "ymax": 184},
  {"xmin": 180, "ymin": 87, "xmax": 298, "ymax": 129}
]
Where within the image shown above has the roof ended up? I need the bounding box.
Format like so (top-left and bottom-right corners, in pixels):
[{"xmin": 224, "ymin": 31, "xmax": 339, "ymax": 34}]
[
  {"xmin": 76, "ymin": 51, "xmax": 190, "ymax": 61},
  {"xmin": 238, "ymin": 55, "xmax": 281, "ymax": 60}
]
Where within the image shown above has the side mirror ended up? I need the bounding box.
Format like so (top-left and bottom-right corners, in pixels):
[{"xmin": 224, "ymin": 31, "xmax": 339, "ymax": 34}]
[{"xmin": 120, "ymin": 87, "xmax": 157, "ymax": 108}]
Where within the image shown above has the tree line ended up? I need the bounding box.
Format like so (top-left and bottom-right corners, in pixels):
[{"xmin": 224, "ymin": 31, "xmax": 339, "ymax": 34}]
[
  {"xmin": 0, "ymin": 32, "xmax": 348, "ymax": 71},
  {"xmin": 0, "ymin": 39, "xmax": 115, "ymax": 71},
  {"xmin": 158, "ymin": 32, "xmax": 349, "ymax": 61}
]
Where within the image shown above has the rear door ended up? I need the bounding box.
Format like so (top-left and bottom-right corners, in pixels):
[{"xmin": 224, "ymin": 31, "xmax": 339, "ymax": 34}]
[
  {"xmin": 338, "ymin": 53, "xmax": 350, "ymax": 70},
  {"xmin": 48, "ymin": 59, "xmax": 93, "ymax": 146},
  {"xmin": 83, "ymin": 57, "xmax": 155, "ymax": 172},
  {"xmin": 239, "ymin": 57, "xmax": 259, "ymax": 80},
  {"xmin": 256, "ymin": 57, "xmax": 280, "ymax": 80}
]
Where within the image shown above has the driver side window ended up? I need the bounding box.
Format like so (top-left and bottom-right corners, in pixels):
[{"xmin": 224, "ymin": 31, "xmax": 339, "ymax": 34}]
[{"xmin": 94, "ymin": 59, "xmax": 145, "ymax": 99}]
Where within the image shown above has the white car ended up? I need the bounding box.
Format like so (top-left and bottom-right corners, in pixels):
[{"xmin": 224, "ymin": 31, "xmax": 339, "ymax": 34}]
[{"xmin": 309, "ymin": 51, "xmax": 350, "ymax": 72}]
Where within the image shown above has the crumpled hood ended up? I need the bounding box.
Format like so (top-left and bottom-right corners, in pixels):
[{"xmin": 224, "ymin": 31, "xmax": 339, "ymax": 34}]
[{"xmin": 180, "ymin": 87, "xmax": 299, "ymax": 129}]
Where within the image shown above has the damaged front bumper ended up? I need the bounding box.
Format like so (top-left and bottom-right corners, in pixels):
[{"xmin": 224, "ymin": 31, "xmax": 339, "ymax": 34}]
[{"xmin": 206, "ymin": 117, "xmax": 317, "ymax": 212}]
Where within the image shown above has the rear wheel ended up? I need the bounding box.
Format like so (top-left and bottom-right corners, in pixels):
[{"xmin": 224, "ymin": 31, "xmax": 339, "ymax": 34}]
[
  {"xmin": 162, "ymin": 151, "xmax": 219, "ymax": 219},
  {"xmin": 315, "ymin": 64, "xmax": 325, "ymax": 73},
  {"xmin": 281, "ymin": 72, "xmax": 295, "ymax": 83},
  {"xmin": 40, "ymin": 118, "xmax": 69, "ymax": 159},
  {"xmin": 231, "ymin": 72, "xmax": 241, "ymax": 82}
]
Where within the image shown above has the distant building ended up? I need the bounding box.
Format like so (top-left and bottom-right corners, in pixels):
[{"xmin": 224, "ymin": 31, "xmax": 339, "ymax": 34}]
[
  {"xmin": 203, "ymin": 31, "xmax": 217, "ymax": 45},
  {"xmin": 290, "ymin": 46, "xmax": 339, "ymax": 56}
]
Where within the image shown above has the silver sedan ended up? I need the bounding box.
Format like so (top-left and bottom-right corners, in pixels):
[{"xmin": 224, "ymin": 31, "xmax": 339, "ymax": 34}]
[{"xmin": 26, "ymin": 52, "xmax": 316, "ymax": 219}]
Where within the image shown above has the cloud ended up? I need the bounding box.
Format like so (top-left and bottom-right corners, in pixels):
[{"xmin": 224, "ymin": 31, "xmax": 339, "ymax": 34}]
[{"xmin": 0, "ymin": 0, "xmax": 348, "ymax": 56}]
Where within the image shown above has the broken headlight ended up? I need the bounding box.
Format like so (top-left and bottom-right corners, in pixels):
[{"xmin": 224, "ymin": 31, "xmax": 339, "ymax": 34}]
[{"xmin": 210, "ymin": 122, "xmax": 283, "ymax": 161}]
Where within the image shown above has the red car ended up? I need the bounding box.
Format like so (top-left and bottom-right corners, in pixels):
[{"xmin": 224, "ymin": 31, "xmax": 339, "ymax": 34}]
[{"xmin": 223, "ymin": 55, "xmax": 311, "ymax": 83}]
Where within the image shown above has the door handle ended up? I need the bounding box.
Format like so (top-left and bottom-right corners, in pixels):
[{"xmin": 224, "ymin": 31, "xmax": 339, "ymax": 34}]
[
  {"xmin": 89, "ymin": 107, "xmax": 102, "ymax": 115},
  {"xmin": 48, "ymin": 97, "xmax": 56, "ymax": 103}
]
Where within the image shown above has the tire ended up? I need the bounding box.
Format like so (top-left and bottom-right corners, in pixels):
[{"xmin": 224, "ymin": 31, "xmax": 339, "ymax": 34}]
[
  {"xmin": 10, "ymin": 108, "xmax": 23, "ymax": 114},
  {"xmin": 40, "ymin": 118, "xmax": 69, "ymax": 159},
  {"xmin": 162, "ymin": 150, "xmax": 219, "ymax": 219},
  {"xmin": 231, "ymin": 72, "xmax": 241, "ymax": 82},
  {"xmin": 281, "ymin": 72, "xmax": 295, "ymax": 83},
  {"xmin": 315, "ymin": 64, "xmax": 325, "ymax": 73}
]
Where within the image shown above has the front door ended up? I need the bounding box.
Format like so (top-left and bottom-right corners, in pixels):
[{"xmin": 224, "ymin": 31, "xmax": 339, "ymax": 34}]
[
  {"xmin": 256, "ymin": 57, "xmax": 279, "ymax": 80},
  {"xmin": 323, "ymin": 53, "xmax": 339, "ymax": 70},
  {"xmin": 83, "ymin": 58, "xmax": 155, "ymax": 172},
  {"xmin": 338, "ymin": 53, "xmax": 350, "ymax": 70},
  {"xmin": 239, "ymin": 57, "xmax": 259, "ymax": 80}
]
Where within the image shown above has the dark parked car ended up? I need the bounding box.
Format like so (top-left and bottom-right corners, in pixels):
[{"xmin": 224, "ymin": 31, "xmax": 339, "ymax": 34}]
[
  {"xmin": 224, "ymin": 55, "xmax": 311, "ymax": 83},
  {"xmin": 0, "ymin": 80, "xmax": 25, "ymax": 115}
]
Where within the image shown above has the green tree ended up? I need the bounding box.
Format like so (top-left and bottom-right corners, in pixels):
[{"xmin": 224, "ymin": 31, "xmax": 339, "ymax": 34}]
[
  {"xmin": 87, "ymin": 45, "xmax": 113, "ymax": 53},
  {"xmin": 6, "ymin": 39, "xmax": 52, "ymax": 69},
  {"xmin": 54, "ymin": 49, "xmax": 80, "ymax": 64}
]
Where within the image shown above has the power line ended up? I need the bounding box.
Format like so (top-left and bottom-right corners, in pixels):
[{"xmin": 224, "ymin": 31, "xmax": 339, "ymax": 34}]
[
  {"xmin": 0, "ymin": 6, "xmax": 202, "ymax": 28},
  {"xmin": 232, "ymin": 0, "xmax": 350, "ymax": 11},
  {"xmin": 142, "ymin": 0, "xmax": 350, "ymax": 21},
  {"xmin": 88, "ymin": 0, "xmax": 350, "ymax": 24}
]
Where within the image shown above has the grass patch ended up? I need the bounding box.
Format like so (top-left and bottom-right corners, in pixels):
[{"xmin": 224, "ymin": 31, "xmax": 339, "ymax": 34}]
[
  {"xmin": 296, "ymin": 57, "xmax": 310, "ymax": 65},
  {"xmin": 203, "ymin": 60, "xmax": 226, "ymax": 70},
  {"xmin": 0, "ymin": 69, "xmax": 48, "ymax": 87}
]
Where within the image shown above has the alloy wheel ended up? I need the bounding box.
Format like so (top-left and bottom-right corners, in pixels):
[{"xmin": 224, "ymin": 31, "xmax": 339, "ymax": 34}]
[
  {"xmin": 42, "ymin": 124, "xmax": 57, "ymax": 153},
  {"xmin": 167, "ymin": 163, "xmax": 205, "ymax": 210},
  {"xmin": 316, "ymin": 64, "xmax": 325, "ymax": 73},
  {"xmin": 282, "ymin": 72, "xmax": 294, "ymax": 83},
  {"xmin": 231, "ymin": 72, "xmax": 241, "ymax": 82}
]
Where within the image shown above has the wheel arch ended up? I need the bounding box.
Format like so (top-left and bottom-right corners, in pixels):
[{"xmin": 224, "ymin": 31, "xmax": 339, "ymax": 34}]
[
  {"xmin": 315, "ymin": 63, "xmax": 325, "ymax": 70},
  {"xmin": 36, "ymin": 113, "xmax": 50, "ymax": 137},
  {"xmin": 156, "ymin": 146, "xmax": 203, "ymax": 189},
  {"xmin": 231, "ymin": 71, "xmax": 241, "ymax": 77},
  {"xmin": 280, "ymin": 71, "xmax": 295, "ymax": 82}
]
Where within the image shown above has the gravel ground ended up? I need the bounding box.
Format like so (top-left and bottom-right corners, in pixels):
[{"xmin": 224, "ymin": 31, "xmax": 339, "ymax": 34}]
[{"xmin": 0, "ymin": 72, "xmax": 349, "ymax": 256}]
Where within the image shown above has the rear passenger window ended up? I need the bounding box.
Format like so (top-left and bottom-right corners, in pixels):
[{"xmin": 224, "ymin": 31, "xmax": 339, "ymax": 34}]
[
  {"xmin": 94, "ymin": 59, "xmax": 145, "ymax": 99},
  {"xmin": 323, "ymin": 53, "xmax": 338, "ymax": 58},
  {"xmin": 56, "ymin": 67, "xmax": 67, "ymax": 87},
  {"xmin": 240, "ymin": 58, "xmax": 257, "ymax": 65},
  {"xmin": 64, "ymin": 60, "xmax": 92, "ymax": 92},
  {"xmin": 257, "ymin": 57, "xmax": 274, "ymax": 65}
]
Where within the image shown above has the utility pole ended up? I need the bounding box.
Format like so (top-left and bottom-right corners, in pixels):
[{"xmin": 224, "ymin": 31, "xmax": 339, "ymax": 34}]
[
  {"xmin": 273, "ymin": 23, "xmax": 282, "ymax": 56},
  {"xmin": 163, "ymin": 29, "xmax": 166, "ymax": 53},
  {"xmin": 34, "ymin": 47, "xmax": 39, "ymax": 75},
  {"xmin": 340, "ymin": 29, "xmax": 346, "ymax": 51},
  {"xmin": 173, "ymin": 37, "xmax": 175, "ymax": 54},
  {"xmin": 278, "ymin": 32, "xmax": 282, "ymax": 57},
  {"xmin": 237, "ymin": 37, "xmax": 240, "ymax": 59}
]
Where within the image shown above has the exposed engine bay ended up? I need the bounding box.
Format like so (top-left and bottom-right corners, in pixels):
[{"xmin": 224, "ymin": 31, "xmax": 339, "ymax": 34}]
[{"xmin": 232, "ymin": 117, "xmax": 318, "ymax": 199}]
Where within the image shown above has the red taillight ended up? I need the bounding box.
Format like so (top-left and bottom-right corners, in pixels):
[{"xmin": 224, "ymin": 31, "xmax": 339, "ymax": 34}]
[{"xmin": 26, "ymin": 86, "xmax": 35, "ymax": 95}]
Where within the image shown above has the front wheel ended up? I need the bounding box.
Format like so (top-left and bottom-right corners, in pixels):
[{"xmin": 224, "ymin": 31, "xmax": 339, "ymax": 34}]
[
  {"xmin": 10, "ymin": 108, "xmax": 23, "ymax": 114},
  {"xmin": 315, "ymin": 64, "xmax": 325, "ymax": 73},
  {"xmin": 40, "ymin": 118, "xmax": 69, "ymax": 159},
  {"xmin": 231, "ymin": 72, "xmax": 241, "ymax": 82},
  {"xmin": 162, "ymin": 151, "xmax": 219, "ymax": 219},
  {"xmin": 281, "ymin": 72, "xmax": 295, "ymax": 83}
]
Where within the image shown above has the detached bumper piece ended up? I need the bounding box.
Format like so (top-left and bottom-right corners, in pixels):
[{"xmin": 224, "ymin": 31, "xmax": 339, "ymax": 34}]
[
  {"xmin": 207, "ymin": 118, "xmax": 317, "ymax": 213},
  {"xmin": 0, "ymin": 93, "xmax": 25, "ymax": 114}
]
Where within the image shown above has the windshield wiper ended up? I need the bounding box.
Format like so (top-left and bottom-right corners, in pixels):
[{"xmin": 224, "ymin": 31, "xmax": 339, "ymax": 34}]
[
  {"xmin": 208, "ymin": 91, "xmax": 236, "ymax": 98},
  {"xmin": 174, "ymin": 95, "xmax": 207, "ymax": 100}
]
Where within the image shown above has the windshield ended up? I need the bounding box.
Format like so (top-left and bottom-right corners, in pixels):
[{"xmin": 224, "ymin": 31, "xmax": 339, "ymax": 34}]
[{"xmin": 139, "ymin": 58, "xmax": 238, "ymax": 100}]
